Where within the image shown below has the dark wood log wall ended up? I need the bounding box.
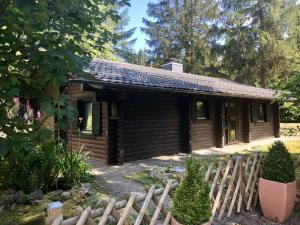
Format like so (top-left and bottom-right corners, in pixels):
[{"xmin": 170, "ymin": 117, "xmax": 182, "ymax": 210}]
[
  {"xmin": 273, "ymin": 102, "xmax": 280, "ymax": 138},
  {"xmin": 191, "ymin": 98, "xmax": 216, "ymax": 150},
  {"xmin": 120, "ymin": 92, "xmax": 187, "ymax": 162},
  {"xmin": 239, "ymin": 99, "xmax": 250, "ymax": 143},
  {"xmin": 65, "ymin": 83, "xmax": 279, "ymax": 164},
  {"xmin": 250, "ymin": 102, "xmax": 274, "ymax": 140},
  {"xmin": 66, "ymin": 83, "xmax": 108, "ymax": 162}
]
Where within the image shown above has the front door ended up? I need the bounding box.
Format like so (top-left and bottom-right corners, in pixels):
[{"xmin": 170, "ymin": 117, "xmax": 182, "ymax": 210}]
[{"xmin": 224, "ymin": 102, "xmax": 238, "ymax": 144}]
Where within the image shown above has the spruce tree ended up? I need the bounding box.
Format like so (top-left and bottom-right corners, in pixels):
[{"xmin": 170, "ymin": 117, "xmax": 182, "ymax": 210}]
[
  {"xmin": 216, "ymin": 0, "xmax": 300, "ymax": 87},
  {"xmin": 142, "ymin": 0, "xmax": 220, "ymax": 75}
]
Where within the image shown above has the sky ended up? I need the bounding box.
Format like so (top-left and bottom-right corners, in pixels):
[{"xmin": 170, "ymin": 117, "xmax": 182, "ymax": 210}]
[{"xmin": 126, "ymin": 0, "xmax": 156, "ymax": 51}]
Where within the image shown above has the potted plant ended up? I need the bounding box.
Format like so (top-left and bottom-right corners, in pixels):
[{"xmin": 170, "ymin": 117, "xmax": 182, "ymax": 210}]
[
  {"xmin": 171, "ymin": 157, "xmax": 211, "ymax": 225},
  {"xmin": 259, "ymin": 141, "xmax": 296, "ymax": 222}
]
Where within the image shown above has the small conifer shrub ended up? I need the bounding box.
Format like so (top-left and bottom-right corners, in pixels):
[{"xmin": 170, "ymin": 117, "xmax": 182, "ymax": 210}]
[
  {"xmin": 261, "ymin": 141, "xmax": 295, "ymax": 183},
  {"xmin": 171, "ymin": 157, "xmax": 211, "ymax": 225}
]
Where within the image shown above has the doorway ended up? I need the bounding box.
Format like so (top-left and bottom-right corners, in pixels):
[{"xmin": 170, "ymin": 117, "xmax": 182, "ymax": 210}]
[{"xmin": 223, "ymin": 102, "xmax": 238, "ymax": 144}]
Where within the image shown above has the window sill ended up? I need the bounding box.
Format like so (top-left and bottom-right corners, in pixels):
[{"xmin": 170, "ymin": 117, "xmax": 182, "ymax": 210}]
[
  {"xmin": 193, "ymin": 118, "xmax": 210, "ymax": 123},
  {"xmin": 77, "ymin": 131, "xmax": 95, "ymax": 138},
  {"xmin": 197, "ymin": 117, "xmax": 208, "ymax": 120}
]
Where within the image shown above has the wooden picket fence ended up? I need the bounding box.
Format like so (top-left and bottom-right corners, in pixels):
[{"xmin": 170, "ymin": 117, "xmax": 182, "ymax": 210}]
[{"xmin": 48, "ymin": 153, "xmax": 262, "ymax": 225}]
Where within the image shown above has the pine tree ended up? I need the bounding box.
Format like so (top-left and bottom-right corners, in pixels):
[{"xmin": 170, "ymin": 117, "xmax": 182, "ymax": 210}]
[
  {"xmin": 216, "ymin": 0, "xmax": 300, "ymax": 87},
  {"xmin": 142, "ymin": 0, "xmax": 220, "ymax": 75},
  {"xmin": 114, "ymin": 7, "xmax": 137, "ymax": 63}
]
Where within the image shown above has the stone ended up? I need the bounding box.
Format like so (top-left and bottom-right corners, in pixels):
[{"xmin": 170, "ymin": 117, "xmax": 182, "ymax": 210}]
[
  {"xmin": 28, "ymin": 190, "xmax": 43, "ymax": 201},
  {"xmin": 80, "ymin": 183, "xmax": 91, "ymax": 189},
  {"xmin": 61, "ymin": 191, "xmax": 71, "ymax": 199},
  {"xmin": 10, "ymin": 203, "xmax": 16, "ymax": 210},
  {"xmin": 47, "ymin": 190, "xmax": 64, "ymax": 201},
  {"xmin": 78, "ymin": 189, "xmax": 89, "ymax": 197},
  {"xmin": 14, "ymin": 191, "xmax": 27, "ymax": 204},
  {"xmin": 0, "ymin": 194, "xmax": 14, "ymax": 204},
  {"xmin": 50, "ymin": 190, "xmax": 64, "ymax": 196},
  {"xmin": 30, "ymin": 199, "xmax": 42, "ymax": 206}
]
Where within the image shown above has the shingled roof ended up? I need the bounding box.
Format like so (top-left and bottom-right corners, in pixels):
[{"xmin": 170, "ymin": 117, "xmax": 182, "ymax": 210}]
[{"xmin": 74, "ymin": 59, "xmax": 276, "ymax": 100}]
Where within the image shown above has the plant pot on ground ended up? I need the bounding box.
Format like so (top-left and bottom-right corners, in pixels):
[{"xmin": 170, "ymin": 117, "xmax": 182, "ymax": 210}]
[
  {"xmin": 259, "ymin": 141, "xmax": 296, "ymax": 223},
  {"xmin": 171, "ymin": 157, "xmax": 211, "ymax": 225}
]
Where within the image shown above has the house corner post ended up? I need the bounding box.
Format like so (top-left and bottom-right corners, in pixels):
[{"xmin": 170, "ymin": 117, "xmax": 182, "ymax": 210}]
[
  {"xmin": 215, "ymin": 99, "xmax": 224, "ymax": 148},
  {"xmin": 117, "ymin": 92, "xmax": 128, "ymax": 165},
  {"xmin": 243, "ymin": 100, "xmax": 251, "ymax": 143},
  {"xmin": 273, "ymin": 102, "xmax": 280, "ymax": 138}
]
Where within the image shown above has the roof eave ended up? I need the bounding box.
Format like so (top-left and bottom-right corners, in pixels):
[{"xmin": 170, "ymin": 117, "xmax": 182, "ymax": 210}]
[{"xmin": 68, "ymin": 79, "xmax": 275, "ymax": 101}]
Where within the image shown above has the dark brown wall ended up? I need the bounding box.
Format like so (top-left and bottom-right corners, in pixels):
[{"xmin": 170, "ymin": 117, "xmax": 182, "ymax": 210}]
[
  {"xmin": 273, "ymin": 102, "xmax": 280, "ymax": 138},
  {"xmin": 238, "ymin": 99, "xmax": 251, "ymax": 143},
  {"xmin": 65, "ymin": 83, "xmax": 279, "ymax": 164},
  {"xmin": 250, "ymin": 102, "xmax": 274, "ymax": 140},
  {"xmin": 120, "ymin": 92, "xmax": 187, "ymax": 162},
  {"xmin": 66, "ymin": 83, "xmax": 108, "ymax": 162},
  {"xmin": 191, "ymin": 98, "xmax": 216, "ymax": 150}
]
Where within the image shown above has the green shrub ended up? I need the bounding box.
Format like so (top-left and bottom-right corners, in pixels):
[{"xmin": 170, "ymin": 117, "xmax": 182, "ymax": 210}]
[
  {"xmin": 0, "ymin": 138, "xmax": 91, "ymax": 193},
  {"xmin": 171, "ymin": 157, "xmax": 211, "ymax": 225},
  {"xmin": 261, "ymin": 141, "xmax": 295, "ymax": 183},
  {"xmin": 61, "ymin": 145, "xmax": 92, "ymax": 189}
]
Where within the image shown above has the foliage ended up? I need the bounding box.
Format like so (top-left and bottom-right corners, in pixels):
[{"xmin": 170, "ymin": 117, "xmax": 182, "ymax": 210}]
[
  {"xmin": 61, "ymin": 145, "xmax": 92, "ymax": 190},
  {"xmin": 261, "ymin": 141, "xmax": 295, "ymax": 183},
  {"xmin": 0, "ymin": 0, "xmax": 129, "ymax": 195},
  {"xmin": 0, "ymin": 138, "xmax": 91, "ymax": 193},
  {"xmin": 142, "ymin": 0, "xmax": 220, "ymax": 75},
  {"xmin": 114, "ymin": 7, "xmax": 137, "ymax": 62},
  {"xmin": 171, "ymin": 157, "xmax": 211, "ymax": 225},
  {"xmin": 279, "ymin": 71, "xmax": 300, "ymax": 122},
  {"xmin": 0, "ymin": 0, "xmax": 129, "ymax": 153},
  {"xmin": 142, "ymin": 0, "xmax": 300, "ymax": 88}
]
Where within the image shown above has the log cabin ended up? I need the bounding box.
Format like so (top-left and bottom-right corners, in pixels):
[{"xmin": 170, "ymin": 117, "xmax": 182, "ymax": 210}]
[{"xmin": 66, "ymin": 59, "xmax": 280, "ymax": 165}]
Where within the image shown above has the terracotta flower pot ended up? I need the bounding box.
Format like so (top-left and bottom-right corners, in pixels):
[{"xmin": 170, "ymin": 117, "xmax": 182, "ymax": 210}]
[
  {"xmin": 259, "ymin": 178, "xmax": 296, "ymax": 223},
  {"xmin": 171, "ymin": 216, "xmax": 211, "ymax": 225}
]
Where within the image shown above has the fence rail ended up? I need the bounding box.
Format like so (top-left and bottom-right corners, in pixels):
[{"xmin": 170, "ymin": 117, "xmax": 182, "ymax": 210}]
[{"xmin": 48, "ymin": 153, "xmax": 262, "ymax": 225}]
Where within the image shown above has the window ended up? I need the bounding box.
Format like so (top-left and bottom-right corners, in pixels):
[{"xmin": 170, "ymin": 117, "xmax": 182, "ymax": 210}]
[
  {"xmin": 78, "ymin": 101, "xmax": 93, "ymax": 132},
  {"xmin": 195, "ymin": 101, "xmax": 209, "ymax": 120},
  {"xmin": 251, "ymin": 103, "xmax": 267, "ymax": 122}
]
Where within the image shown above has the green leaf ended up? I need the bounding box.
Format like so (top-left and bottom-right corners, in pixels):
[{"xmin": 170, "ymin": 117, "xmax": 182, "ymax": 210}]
[{"xmin": 0, "ymin": 138, "xmax": 10, "ymax": 155}]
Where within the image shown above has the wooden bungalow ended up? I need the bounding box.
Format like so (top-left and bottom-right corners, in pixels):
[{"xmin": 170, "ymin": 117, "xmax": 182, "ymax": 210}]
[{"xmin": 66, "ymin": 59, "xmax": 280, "ymax": 165}]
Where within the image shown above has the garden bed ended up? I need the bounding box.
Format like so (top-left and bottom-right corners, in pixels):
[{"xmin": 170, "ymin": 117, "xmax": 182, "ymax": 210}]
[{"xmin": 0, "ymin": 183, "xmax": 108, "ymax": 225}]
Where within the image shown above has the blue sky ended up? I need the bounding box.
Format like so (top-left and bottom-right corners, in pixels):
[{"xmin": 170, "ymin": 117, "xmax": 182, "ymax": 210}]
[{"xmin": 126, "ymin": 0, "xmax": 156, "ymax": 51}]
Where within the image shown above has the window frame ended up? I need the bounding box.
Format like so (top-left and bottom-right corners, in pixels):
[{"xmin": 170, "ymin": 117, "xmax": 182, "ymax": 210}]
[
  {"xmin": 251, "ymin": 102, "xmax": 267, "ymax": 123},
  {"xmin": 194, "ymin": 100, "xmax": 209, "ymax": 120},
  {"xmin": 77, "ymin": 100, "xmax": 93, "ymax": 134}
]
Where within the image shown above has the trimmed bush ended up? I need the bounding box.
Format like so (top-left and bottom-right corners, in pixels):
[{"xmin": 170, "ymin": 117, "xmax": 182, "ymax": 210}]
[
  {"xmin": 171, "ymin": 157, "xmax": 211, "ymax": 225},
  {"xmin": 261, "ymin": 141, "xmax": 295, "ymax": 183}
]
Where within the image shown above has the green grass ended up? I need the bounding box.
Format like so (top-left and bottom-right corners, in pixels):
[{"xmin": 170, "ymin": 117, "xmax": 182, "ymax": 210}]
[{"xmin": 126, "ymin": 171, "xmax": 163, "ymax": 187}]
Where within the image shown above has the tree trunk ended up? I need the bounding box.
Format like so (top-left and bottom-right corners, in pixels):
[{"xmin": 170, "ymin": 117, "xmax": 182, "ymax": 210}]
[{"xmin": 260, "ymin": 64, "xmax": 267, "ymax": 88}]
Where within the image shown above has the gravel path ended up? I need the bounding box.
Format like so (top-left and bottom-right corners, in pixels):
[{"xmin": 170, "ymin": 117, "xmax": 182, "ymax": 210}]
[
  {"xmin": 214, "ymin": 210, "xmax": 300, "ymax": 225},
  {"xmin": 90, "ymin": 155, "xmax": 184, "ymax": 198},
  {"xmin": 90, "ymin": 137, "xmax": 299, "ymax": 198}
]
